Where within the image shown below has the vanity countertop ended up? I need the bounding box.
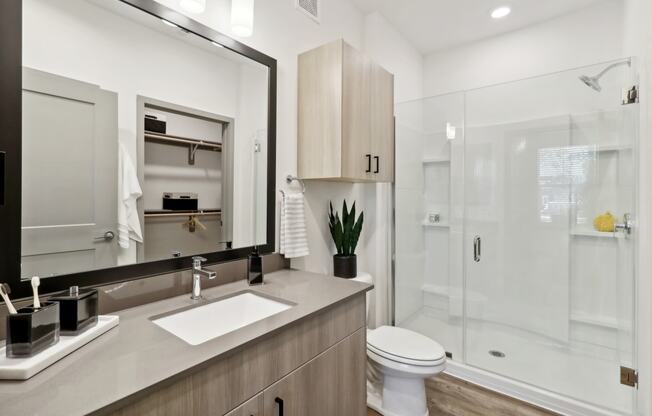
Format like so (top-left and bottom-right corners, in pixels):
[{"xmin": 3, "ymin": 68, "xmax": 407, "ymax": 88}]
[{"xmin": 0, "ymin": 269, "xmax": 372, "ymax": 416}]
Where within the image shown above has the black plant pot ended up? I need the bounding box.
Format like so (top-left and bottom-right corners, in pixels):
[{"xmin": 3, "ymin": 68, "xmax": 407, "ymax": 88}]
[{"xmin": 333, "ymin": 255, "xmax": 357, "ymax": 279}]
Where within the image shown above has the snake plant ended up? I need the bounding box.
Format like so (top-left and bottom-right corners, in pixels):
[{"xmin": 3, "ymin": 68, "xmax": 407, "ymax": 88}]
[{"xmin": 328, "ymin": 200, "xmax": 364, "ymax": 257}]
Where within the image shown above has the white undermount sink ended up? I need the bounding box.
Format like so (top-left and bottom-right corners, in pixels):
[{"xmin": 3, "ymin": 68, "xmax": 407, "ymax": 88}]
[{"xmin": 152, "ymin": 292, "xmax": 294, "ymax": 345}]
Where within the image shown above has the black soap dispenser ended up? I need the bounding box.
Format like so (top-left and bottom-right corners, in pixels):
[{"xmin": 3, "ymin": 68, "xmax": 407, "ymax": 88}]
[{"xmin": 248, "ymin": 246, "xmax": 263, "ymax": 285}]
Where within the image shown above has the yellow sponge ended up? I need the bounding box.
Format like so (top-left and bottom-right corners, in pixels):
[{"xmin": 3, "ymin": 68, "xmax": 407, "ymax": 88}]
[{"xmin": 593, "ymin": 212, "xmax": 616, "ymax": 232}]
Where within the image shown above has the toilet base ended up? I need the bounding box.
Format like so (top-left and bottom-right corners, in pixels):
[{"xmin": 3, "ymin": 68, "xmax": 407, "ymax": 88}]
[{"xmin": 367, "ymin": 380, "xmax": 429, "ymax": 416}]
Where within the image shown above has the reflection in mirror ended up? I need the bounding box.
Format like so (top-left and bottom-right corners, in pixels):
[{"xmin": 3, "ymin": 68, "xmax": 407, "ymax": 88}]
[{"xmin": 21, "ymin": 0, "xmax": 269, "ymax": 279}]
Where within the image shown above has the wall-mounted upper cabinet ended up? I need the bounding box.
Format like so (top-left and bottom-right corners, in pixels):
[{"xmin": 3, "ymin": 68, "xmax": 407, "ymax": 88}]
[{"xmin": 298, "ymin": 39, "xmax": 394, "ymax": 183}]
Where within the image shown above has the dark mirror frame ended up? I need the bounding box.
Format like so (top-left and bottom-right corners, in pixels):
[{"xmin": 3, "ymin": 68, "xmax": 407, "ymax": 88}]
[{"xmin": 0, "ymin": 0, "xmax": 277, "ymax": 300}]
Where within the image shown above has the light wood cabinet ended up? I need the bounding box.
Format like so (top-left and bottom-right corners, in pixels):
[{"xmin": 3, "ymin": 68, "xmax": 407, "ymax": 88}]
[
  {"xmin": 225, "ymin": 394, "xmax": 263, "ymax": 416},
  {"xmin": 262, "ymin": 329, "xmax": 366, "ymax": 416},
  {"xmin": 298, "ymin": 39, "xmax": 394, "ymax": 182}
]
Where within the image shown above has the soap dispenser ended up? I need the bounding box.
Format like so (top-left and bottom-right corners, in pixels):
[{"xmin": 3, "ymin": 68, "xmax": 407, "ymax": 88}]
[{"xmin": 248, "ymin": 246, "xmax": 263, "ymax": 285}]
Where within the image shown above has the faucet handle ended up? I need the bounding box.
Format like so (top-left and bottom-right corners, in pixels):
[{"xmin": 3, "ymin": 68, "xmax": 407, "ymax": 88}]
[{"xmin": 192, "ymin": 256, "xmax": 207, "ymax": 267}]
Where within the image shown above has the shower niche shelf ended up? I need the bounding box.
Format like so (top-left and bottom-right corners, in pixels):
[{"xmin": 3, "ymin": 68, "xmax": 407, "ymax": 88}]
[
  {"xmin": 422, "ymin": 157, "xmax": 450, "ymax": 165},
  {"xmin": 592, "ymin": 143, "xmax": 632, "ymax": 152},
  {"xmin": 570, "ymin": 228, "xmax": 623, "ymax": 239},
  {"xmin": 422, "ymin": 222, "xmax": 449, "ymax": 228}
]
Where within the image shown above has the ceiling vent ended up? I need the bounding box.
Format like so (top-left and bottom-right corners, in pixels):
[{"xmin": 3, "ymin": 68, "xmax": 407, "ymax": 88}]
[{"xmin": 295, "ymin": 0, "xmax": 320, "ymax": 23}]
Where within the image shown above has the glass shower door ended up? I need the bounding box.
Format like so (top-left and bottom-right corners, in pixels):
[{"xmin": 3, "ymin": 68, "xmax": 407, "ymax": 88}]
[{"xmin": 463, "ymin": 60, "xmax": 638, "ymax": 413}]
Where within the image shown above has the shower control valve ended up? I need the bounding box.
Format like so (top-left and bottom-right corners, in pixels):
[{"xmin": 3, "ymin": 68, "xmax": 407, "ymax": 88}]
[{"xmin": 614, "ymin": 213, "xmax": 633, "ymax": 235}]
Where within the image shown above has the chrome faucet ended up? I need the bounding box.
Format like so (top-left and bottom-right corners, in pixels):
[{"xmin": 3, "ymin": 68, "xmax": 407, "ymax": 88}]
[{"xmin": 191, "ymin": 256, "xmax": 216, "ymax": 300}]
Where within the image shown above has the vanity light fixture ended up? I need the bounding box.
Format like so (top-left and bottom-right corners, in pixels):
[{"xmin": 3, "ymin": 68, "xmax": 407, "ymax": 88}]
[
  {"xmin": 491, "ymin": 6, "xmax": 511, "ymax": 19},
  {"xmin": 231, "ymin": 0, "xmax": 255, "ymax": 37},
  {"xmin": 161, "ymin": 18, "xmax": 178, "ymax": 28},
  {"xmin": 179, "ymin": 0, "xmax": 206, "ymax": 14}
]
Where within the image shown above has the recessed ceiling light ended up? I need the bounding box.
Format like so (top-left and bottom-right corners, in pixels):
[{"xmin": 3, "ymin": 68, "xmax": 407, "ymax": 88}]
[
  {"xmin": 179, "ymin": 0, "xmax": 206, "ymax": 14},
  {"xmin": 161, "ymin": 19, "xmax": 178, "ymax": 28},
  {"xmin": 491, "ymin": 6, "xmax": 511, "ymax": 19}
]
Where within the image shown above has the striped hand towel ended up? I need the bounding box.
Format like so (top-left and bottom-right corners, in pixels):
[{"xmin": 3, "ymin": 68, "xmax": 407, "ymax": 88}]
[{"xmin": 280, "ymin": 192, "xmax": 310, "ymax": 258}]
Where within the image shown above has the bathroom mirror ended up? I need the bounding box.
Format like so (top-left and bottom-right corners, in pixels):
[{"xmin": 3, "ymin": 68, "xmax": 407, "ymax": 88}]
[{"xmin": 0, "ymin": 0, "xmax": 276, "ymax": 298}]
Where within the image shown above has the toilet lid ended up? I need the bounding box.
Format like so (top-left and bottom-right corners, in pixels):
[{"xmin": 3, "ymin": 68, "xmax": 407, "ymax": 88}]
[{"xmin": 367, "ymin": 326, "xmax": 446, "ymax": 366}]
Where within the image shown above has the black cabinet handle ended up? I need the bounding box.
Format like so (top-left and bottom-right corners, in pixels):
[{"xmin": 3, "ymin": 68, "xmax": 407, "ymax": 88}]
[
  {"xmin": 365, "ymin": 154, "xmax": 372, "ymax": 173},
  {"xmin": 374, "ymin": 156, "xmax": 379, "ymax": 174},
  {"xmin": 275, "ymin": 397, "xmax": 284, "ymax": 416}
]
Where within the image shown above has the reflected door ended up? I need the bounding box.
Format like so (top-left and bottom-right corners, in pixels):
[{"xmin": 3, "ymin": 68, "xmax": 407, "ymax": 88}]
[
  {"xmin": 463, "ymin": 60, "xmax": 637, "ymax": 414},
  {"xmin": 21, "ymin": 68, "xmax": 119, "ymax": 278}
]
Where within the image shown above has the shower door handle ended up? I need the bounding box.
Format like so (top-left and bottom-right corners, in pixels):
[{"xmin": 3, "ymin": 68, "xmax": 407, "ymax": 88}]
[{"xmin": 473, "ymin": 236, "xmax": 481, "ymax": 262}]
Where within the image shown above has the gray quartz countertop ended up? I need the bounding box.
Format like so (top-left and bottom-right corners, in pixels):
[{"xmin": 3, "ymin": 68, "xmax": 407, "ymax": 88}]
[{"xmin": 0, "ymin": 269, "xmax": 371, "ymax": 416}]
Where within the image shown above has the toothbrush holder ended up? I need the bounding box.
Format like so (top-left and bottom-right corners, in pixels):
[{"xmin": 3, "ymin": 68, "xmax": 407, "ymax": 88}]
[
  {"xmin": 6, "ymin": 301, "xmax": 60, "ymax": 358},
  {"xmin": 49, "ymin": 287, "xmax": 99, "ymax": 335}
]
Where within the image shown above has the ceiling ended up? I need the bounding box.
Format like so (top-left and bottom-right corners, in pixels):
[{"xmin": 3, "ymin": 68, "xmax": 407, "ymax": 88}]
[{"xmin": 352, "ymin": 0, "xmax": 607, "ymax": 53}]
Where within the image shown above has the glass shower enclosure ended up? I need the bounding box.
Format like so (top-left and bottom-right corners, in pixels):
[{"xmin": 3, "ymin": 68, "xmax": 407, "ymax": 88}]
[{"xmin": 394, "ymin": 59, "xmax": 638, "ymax": 415}]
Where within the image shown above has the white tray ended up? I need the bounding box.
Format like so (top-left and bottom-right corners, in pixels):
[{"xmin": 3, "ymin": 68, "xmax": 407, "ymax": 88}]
[{"xmin": 0, "ymin": 315, "xmax": 119, "ymax": 380}]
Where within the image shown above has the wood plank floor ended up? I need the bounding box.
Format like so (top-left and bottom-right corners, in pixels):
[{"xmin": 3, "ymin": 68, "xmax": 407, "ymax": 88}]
[{"xmin": 367, "ymin": 373, "xmax": 558, "ymax": 416}]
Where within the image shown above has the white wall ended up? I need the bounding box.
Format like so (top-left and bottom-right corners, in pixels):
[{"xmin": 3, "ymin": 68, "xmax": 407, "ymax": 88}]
[
  {"xmin": 423, "ymin": 0, "xmax": 626, "ymax": 97},
  {"xmin": 363, "ymin": 12, "xmax": 423, "ymax": 103}
]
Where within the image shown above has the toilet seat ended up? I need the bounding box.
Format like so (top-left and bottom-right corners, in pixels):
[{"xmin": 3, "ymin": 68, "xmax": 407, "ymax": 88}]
[{"xmin": 367, "ymin": 326, "xmax": 446, "ymax": 367}]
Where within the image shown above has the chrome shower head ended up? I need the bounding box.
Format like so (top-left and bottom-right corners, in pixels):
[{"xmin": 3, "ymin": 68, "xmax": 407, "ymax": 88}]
[
  {"xmin": 579, "ymin": 59, "xmax": 631, "ymax": 92},
  {"xmin": 579, "ymin": 74, "xmax": 601, "ymax": 92}
]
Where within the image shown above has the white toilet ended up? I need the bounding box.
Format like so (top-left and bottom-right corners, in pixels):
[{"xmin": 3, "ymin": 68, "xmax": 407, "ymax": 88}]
[{"xmin": 352, "ymin": 273, "xmax": 446, "ymax": 416}]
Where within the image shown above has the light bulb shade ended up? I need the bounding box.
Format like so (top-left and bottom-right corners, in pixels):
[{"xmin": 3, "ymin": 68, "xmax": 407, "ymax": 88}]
[
  {"xmin": 179, "ymin": 0, "xmax": 206, "ymax": 14},
  {"xmin": 231, "ymin": 0, "xmax": 254, "ymax": 37}
]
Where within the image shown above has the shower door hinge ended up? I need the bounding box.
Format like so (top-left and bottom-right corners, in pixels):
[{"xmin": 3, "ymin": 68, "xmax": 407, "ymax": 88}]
[
  {"xmin": 622, "ymin": 85, "xmax": 639, "ymax": 105},
  {"xmin": 620, "ymin": 366, "xmax": 638, "ymax": 388}
]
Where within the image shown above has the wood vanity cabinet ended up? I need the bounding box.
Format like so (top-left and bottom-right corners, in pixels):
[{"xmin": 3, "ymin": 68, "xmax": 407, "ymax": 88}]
[
  {"xmin": 224, "ymin": 394, "xmax": 264, "ymax": 416},
  {"xmin": 107, "ymin": 294, "xmax": 367, "ymax": 416},
  {"xmin": 262, "ymin": 328, "xmax": 366, "ymax": 416},
  {"xmin": 226, "ymin": 329, "xmax": 366, "ymax": 416},
  {"xmin": 298, "ymin": 39, "xmax": 394, "ymax": 183}
]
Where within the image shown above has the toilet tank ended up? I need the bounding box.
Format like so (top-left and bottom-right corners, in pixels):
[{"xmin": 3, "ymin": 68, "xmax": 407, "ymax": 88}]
[{"xmin": 351, "ymin": 272, "xmax": 373, "ymax": 323}]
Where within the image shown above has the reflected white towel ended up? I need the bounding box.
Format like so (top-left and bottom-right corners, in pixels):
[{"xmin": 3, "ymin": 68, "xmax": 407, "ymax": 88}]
[
  {"xmin": 280, "ymin": 192, "xmax": 309, "ymax": 258},
  {"xmin": 118, "ymin": 143, "xmax": 143, "ymax": 249}
]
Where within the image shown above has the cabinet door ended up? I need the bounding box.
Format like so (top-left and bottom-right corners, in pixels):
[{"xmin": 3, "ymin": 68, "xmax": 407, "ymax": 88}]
[
  {"xmin": 298, "ymin": 40, "xmax": 343, "ymax": 180},
  {"xmin": 369, "ymin": 62, "xmax": 395, "ymax": 183},
  {"xmin": 225, "ymin": 394, "xmax": 264, "ymax": 416},
  {"xmin": 341, "ymin": 43, "xmax": 372, "ymax": 181},
  {"xmin": 262, "ymin": 329, "xmax": 366, "ymax": 416}
]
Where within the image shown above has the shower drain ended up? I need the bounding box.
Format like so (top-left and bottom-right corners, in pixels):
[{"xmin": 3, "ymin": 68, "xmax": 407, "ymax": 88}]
[{"xmin": 488, "ymin": 350, "xmax": 506, "ymax": 358}]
